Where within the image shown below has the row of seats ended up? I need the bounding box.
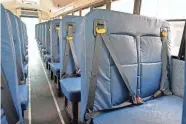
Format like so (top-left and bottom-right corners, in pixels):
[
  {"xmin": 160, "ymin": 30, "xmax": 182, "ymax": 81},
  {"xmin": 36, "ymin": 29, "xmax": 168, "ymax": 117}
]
[
  {"xmin": 35, "ymin": 9, "xmax": 185, "ymax": 124},
  {"xmin": 1, "ymin": 4, "xmax": 29, "ymax": 124}
]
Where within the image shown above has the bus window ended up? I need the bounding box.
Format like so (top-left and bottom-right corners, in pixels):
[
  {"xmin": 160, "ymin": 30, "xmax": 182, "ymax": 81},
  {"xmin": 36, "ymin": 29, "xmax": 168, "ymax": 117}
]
[
  {"xmin": 141, "ymin": 0, "xmax": 186, "ymax": 19},
  {"xmin": 82, "ymin": 8, "xmax": 90, "ymax": 16},
  {"xmin": 93, "ymin": 4, "xmax": 106, "ymax": 9},
  {"xmin": 169, "ymin": 21, "xmax": 185, "ymax": 56},
  {"xmin": 111, "ymin": 0, "xmax": 134, "ymax": 14},
  {"xmin": 74, "ymin": 11, "xmax": 79, "ymax": 16}
]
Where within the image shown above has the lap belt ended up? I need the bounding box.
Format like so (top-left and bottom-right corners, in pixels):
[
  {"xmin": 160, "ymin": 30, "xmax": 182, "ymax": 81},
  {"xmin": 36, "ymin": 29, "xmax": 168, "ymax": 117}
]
[
  {"xmin": 85, "ymin": 20, "xmax": 143, "ymax": 123},
  {"xmin": 61, "ymin": 23, "xmax": 80, "ymax": 78},
  {"xmin": 1, "ymin": 68, "xmax": 19, "ymax": 124}
]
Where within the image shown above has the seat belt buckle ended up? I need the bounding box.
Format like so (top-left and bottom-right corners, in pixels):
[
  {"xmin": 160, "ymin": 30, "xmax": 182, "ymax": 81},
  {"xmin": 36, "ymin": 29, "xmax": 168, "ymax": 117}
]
[
  {"xmin": 132, "ymin": 95, "xmax": 143, "ymax": 105},
  {"xmin": 76, "ymin": 69, "xmax": 81, "ymax": 75},
  {"xmin": 136, "ymin": 97, "xmax": 144, "ymax": 104},
  {"xmin": 153, "ymin": 90, "xmax": 163, "ymax": 98}
]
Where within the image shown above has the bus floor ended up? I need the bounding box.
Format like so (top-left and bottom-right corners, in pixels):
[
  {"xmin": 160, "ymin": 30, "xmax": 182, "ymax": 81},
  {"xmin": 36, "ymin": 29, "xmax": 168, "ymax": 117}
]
[{"xmin": 24, "ymin": 38, "xmax": 77, "ymax": 124}]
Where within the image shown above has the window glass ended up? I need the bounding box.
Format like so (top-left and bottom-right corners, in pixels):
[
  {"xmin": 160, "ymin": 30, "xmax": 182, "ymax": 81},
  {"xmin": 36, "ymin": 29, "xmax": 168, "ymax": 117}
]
[
  {"xmin": 169, "ymin": 21, "xmax": 185, "ymax": 56},
  {"xmin": 41, "ymin": 19, "xmax": 47, "ymax": 22},
  {"xmin": 82, "ymin": 8, "xmax": 90, "ymax": 16},
  {"xmin": 141, "ymin": 0, "xmax": 186, "ymax": 19},
  {"xmin": 94, "ymin": 4, "xmax": 106, "ymax": 9},
  {"xmin": 111, "ymin": 0, "xmax": 134, "ymax": 14},
  {"xmin": 74, "ymin": 11, "xmax": 79, "ymax": 16},
  {"xmin": 68, "ymin": 13, "xmax": 72, "ymax": 15}
]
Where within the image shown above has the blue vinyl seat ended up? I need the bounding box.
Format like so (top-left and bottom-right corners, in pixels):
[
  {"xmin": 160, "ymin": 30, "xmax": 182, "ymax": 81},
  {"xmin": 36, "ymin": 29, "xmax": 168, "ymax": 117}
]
[
  {"xmin": 60, "ymin": 77, "xmax": 81, "ymax": 102},
  {"xmin": 58, "ymin": 16, "xmax": 83, "ymax": 123},
  {"xmin": 44, "ymin": 54, "xmax": 52, "ymax": 63},
  {"xmin": 18, "ymin": 84, "xmax": 29, "ymax": 111},
  {"xmin": 50, "ymin": 62, "xmax": 60, "ymax": 73},
  {"xmin": 48, "ymin": 19, "xmax": 61, "ymax": 80},
  {"xmin": 80, "ymin": 10, "xmax": 183, "ymax": 124},
  {"xmin": 1, "ymin": 4, "xmax": 24, "ymax": 123},
  {"xmin": 7, "ymin": 9, "xmax": 29, "ymax": 111}
]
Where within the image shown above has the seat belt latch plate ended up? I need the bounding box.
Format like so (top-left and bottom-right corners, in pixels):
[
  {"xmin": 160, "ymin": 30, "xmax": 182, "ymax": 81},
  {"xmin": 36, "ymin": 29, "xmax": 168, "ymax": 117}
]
[
  {"xmin": 66, "ymin": 36, "xmax": 73, "ymax": 40},
  {"xmin": 136, "ymin": 97, "xmax": 144, "ymax": 104},
  {"xmin": 96, "ymin": 27, "xmax": 106, "ymax": 34}
]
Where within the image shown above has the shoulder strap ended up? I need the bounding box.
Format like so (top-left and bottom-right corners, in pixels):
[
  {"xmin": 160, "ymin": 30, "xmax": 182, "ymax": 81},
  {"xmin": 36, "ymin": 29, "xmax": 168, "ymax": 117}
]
[
  {"xmin": 67, "ymin": 24, "xmax": 80, "ymax": 73},
  {"xmin": 153, "ymin": 27, "xmax": 172, "ymax": 98},
  {"xmin": 61, "ymin": 23, "xmax": 80, "ymax": 78},
  {"xmin": 1, "ymin": 68, "xmax": 19, "ymax": 124},
  {"xmin": 61, "ymin": 38, "xmax": 70, "ymax": 77}
]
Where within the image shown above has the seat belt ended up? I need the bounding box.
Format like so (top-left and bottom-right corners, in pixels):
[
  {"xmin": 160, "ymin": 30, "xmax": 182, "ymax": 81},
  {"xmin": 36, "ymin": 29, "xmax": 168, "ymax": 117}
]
[
  {"xmin": 1, "ymin": 68, "xmax": 19, "ymax": 124},
  {"xmin": 51, "ymin": 25, "xmax": 59, "ymax": 63},
  {"xmin": 85, "ymin": 20, "xmax": 143, "ymax": 123},
  {"xmin": 61, "ymin": 23, "xmax": 80, "ymax": 78},
  {"xmin": 152, "ymin": 27, "xmax": 172, "ymax": 98}
]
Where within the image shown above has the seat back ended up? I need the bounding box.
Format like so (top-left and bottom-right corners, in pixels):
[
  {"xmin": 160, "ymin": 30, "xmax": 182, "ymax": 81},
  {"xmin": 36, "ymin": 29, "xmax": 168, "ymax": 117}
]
[
  {"xmin": 171, "ymin": 58, "xmax": 185, "ymax": 97},
  {"xmin": 80, "ymin": 10, "xmax": 171, "ymax": 120},
  {"xmin": 42, "ymin": 22, "xmax": 45, "ymax": 47},
  {"xmin": 50, "ymin": 19, "xmax": 60, "ymax": 62},
  {"xmin": 46, "ymin": 21, "xmax": 51, "ymax": 53},
  {"xmin": 15, "ymin": 16, "xmax": 26, "ymax": 63},
  {"xmin": 6, "ymin": 10, "xmax": 25, "ymax": 81},
  {"xmin": 59, "ymin": 16, "xmax": 83, "ymax": 76},
  {"xmin": 1, "ymin": 4, "xmax": 24, "ymax": 123}
]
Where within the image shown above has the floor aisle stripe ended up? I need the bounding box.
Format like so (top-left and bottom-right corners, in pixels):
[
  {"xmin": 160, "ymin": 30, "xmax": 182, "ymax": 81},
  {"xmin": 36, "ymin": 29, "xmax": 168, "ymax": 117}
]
[{"xmin": 28, "ymin": 67, "xmax": 31, "ymax": 124}]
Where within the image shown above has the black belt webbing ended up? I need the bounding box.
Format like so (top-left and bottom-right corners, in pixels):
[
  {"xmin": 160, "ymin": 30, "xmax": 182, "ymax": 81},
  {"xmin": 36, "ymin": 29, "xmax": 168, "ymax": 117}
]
[
  {"xmin": 153, "ymin": 28, "xmax": 172, "ymax": 98},
  {"xmin": 1, "ymin": 68, "xmax": 19, "ymax": 124},
  {"xmin": 68, "ymin": 39, "xmax": 80, "ymax": 72},
  {"xmin": 61, "ymin": 39, "xmax": 70, "ymax": 77},
  {"xmin": 85, "ymin": 33, "xmax": 138, "ymax": 122},
  {"xmin": 61, "ymin": 24, "xmax": 80, "ymax": 77},
  {"xmin": 52, "ymin": 30, "xmax": 59, "ymax": 63}
]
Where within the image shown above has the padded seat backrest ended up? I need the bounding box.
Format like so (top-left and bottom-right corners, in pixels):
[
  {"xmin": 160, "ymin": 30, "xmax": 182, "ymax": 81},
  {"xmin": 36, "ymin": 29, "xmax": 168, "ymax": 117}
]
[
  {"xmin": 80, "ymin": 10, "xmax": 171, "ymax": 120},
  {"xmin": 42, "ymin": 23, "xmax": 45, "ymax": 46},
  {"xmin": 6, "ymin": 10, "xmax": 24, "ymax": 81},
  {"xmin": 46, "ymin": 21, "xmax": 51, "ymax": 53},
  {"xmin": 15, "ymin": 16, "xmax": 26, "ymax": 62},
  {"xmin": 59, "ymin": 16, "xmax": 83, "ymax": 75},
  {"xmin": 50, "ymin": 19, "xmax": 60, "ymax": 61},
  {"xmin": 1, "ymin": 4, "xmax": 23, "ymax": 122},
  {"xmin": 171, "ymin": 59, "xmax": 184, "ymax": 97}
]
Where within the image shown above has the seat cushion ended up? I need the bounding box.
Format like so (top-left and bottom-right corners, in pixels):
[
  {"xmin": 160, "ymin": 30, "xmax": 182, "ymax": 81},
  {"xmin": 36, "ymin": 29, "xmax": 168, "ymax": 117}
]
[
  {"xmin": 93, "ymin": 96, "xmax": 183, "ymax": 124},
  {"xmin": 50, "ymin": 62, "xmax": 60, "ymax": 73},
  {"xmin": 18, "ymin": 84, "xmax": 29, "ymax": 110},
  {"xmin": 60, "ymin": 77, "xmax": 81, "ymax": 102},
  {"xmin": 44, "ymin": 54, "xmax": 51, "ymax": 63}
]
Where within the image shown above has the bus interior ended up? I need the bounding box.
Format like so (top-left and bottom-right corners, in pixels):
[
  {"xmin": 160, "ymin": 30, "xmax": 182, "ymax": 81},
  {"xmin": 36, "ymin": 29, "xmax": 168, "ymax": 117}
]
[{"xmin": 0, "ymin": 0, "xmax": 186, "ymax": 124}]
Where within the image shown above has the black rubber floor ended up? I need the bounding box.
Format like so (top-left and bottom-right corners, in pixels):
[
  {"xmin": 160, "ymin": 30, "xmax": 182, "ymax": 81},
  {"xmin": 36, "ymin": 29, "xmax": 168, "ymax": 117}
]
[
  {"xmin": 24, "ymin": 38, "xmax": 82, "ymax": 124},
  {"xmin": 27, "ymin": 39, "xmax": 64, "ymax": 124}
]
